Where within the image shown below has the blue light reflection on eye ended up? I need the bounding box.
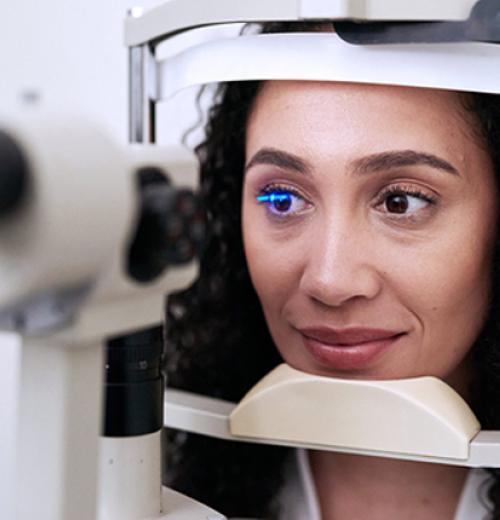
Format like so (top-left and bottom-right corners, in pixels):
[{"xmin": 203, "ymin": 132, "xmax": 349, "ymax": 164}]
[{"xmin": 256, "ymin": 193, "xmax": 291, "ymax": 203}]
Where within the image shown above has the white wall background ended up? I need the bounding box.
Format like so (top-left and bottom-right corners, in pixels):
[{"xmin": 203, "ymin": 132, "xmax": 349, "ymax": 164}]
[
  {"xmin": 0, "ymin": 0, "xmax": 234, "ymax": 144},
  {"xmin": 1, "ymin": 1, "xmax": 152, "ymax": 139}
]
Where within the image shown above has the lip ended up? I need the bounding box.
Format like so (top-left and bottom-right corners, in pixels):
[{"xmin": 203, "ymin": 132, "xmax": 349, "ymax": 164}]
[{"xmin": 297, "ymin": 326, "xmax": 405, "ymax": 371}]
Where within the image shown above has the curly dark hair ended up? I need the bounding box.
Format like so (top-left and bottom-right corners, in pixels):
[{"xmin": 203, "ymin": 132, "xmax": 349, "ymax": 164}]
[{"xmin": 164, "ymin": 22, "xmax": 500, "ymax": 519}]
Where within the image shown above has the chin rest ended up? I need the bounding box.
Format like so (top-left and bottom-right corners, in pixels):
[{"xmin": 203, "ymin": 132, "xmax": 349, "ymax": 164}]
[
  {"xmin": 165, "ymin": 364, "xmax": 500, "ymax": 467},
  {"xmin": 230, "ymin": 364, "xmax": 479, "ymax": 460}
]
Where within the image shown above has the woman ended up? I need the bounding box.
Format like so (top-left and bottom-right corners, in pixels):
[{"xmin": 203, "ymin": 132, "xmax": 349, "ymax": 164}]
[{"xmin": 165, "ymin": 22, "xmax": 500, "ymax": 519}]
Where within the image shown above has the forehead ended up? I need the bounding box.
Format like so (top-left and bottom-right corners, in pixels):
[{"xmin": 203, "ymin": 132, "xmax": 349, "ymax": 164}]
[
  {"xmin": 246, "ymin": 81, "xmax": 473, "ymax": 165},
  {"xmin": 249, "ymin": 81, "xmax": 465, "ymax": 122}
]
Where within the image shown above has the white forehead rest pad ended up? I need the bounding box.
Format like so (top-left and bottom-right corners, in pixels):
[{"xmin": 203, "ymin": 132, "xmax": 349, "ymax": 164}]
[{"xmin": 158, "ymin": 33, "xmax": 500, "ymax": 100}]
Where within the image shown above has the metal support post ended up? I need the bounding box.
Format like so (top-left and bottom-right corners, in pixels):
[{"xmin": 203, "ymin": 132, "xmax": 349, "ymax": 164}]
[{"xmin": 129, "ymin": 43, "xmax": 157, "ymax": 144}]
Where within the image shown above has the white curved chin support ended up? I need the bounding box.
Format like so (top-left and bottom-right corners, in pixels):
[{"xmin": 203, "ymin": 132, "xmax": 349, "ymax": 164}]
[
  {"xmin": 230, "ymin": 364, "xmax": 479, "ymax": 460},
  {"xmin": 164, "ymin": 364, "xmax": 500, "ymax": 467},
  {"xmin": 158, "ymin": 33, "xmax": 500, "ymax": 100}
]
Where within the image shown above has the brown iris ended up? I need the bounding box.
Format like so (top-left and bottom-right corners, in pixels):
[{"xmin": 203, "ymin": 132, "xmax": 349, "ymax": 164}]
[
  {"xmin": 386, "ymin": 194, "xmax": 409, "ymax": 214},
  {"xmin": 273, "ymin": 194, "xmax": 292, "ymax": 212}
]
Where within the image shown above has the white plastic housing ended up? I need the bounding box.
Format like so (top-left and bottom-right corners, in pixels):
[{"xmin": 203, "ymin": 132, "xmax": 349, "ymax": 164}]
[
  {"xmin": 230, "ymin": 365, "xmax": 481, "ymax": 460},
  {"xmin": 0, "ymin": 115, "xmax": 131, "ymax": 314},
  {"xmin": 158, "ymin": 33, "xmax": 500, "ymax": 100},
  {"xmin": 98, "ymin": 432, "xmax": 227, "ymax": 519},
  {"xmin": 0, "ymin": 114, "xmax": 198, "ymax": 341},
  {"xmin": 98, "ymin": 432, "xmax": 162, "ymax": 520},
  {"xmin": 124, "ymin": 0, "xmax": 478, "ymax": 46}
]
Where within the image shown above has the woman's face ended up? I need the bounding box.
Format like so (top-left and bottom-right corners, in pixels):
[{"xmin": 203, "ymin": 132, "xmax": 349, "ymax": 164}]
[{"xmin": 242, "ymin": 81, "xmax": 497, "ymax": 388}]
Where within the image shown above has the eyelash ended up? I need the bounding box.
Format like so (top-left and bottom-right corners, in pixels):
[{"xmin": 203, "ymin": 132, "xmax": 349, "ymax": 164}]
[
  {"xmin": 378, "ymin": 184, "xmax": 435, "ymax": 201},
  {"xmin": 256, "ymin": 183, "xmax": 310, "ymax": 219}
]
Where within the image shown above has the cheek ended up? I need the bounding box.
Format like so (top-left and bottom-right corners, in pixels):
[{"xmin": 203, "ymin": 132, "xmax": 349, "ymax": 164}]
[
  {"xmin": 439, "ymin": 247, "xmax": 491, "ymax": 328},
  {"xmin": 398, "ymin": 217, "xmax": 495, "ymax": 374},
  {"xmin": 243, "ymin": 225, "xmax": 298, "ymax": 313},
  {"xmin": 242, "ymin": 202, "xmax": 303, "ymax": 339},
  {"xmin": 245, "ymin": 251, "xmax": 302, "ymax": 365}
]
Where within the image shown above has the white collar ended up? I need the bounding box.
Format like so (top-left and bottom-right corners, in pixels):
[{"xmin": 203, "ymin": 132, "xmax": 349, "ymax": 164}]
[{"xmin": 278, "ymin": 449, "xmax": 492, "ymax": 520}]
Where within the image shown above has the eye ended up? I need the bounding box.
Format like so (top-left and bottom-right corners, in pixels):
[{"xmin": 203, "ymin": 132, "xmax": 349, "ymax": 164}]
[
  {"xmin": 256, "ymin": 185, "xmax": 310, "ymax": 217},
  {"xmin": 385, "ymin": 193, "xmax": 427, "ymax": 214},
  {"xmin": 376, "ymin": 185, "xmax": 436, "ymax": 218}
]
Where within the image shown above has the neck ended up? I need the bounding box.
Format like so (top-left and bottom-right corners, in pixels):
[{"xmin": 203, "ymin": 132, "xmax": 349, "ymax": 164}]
[{"xmin": 309, "ymin": 451, "xmax": 468, "ymax": 520}]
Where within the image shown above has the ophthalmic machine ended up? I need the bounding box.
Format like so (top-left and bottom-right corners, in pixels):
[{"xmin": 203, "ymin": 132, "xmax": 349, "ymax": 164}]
[{"xmin": 1, "ymin": 0, "xmax": 500, "ymax": 519}]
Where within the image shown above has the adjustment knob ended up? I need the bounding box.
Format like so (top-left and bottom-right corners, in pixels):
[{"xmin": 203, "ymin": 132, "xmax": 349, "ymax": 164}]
[{"xmin": 127, "ymin": 167, "xmax": 205, "ymax": 282}]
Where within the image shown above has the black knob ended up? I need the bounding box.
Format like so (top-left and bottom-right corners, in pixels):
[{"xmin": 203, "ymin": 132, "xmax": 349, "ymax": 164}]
[
  {"xmin": 0, "ymin": 130, "xmax": 27, "ymax": 216},
  {"xmin": 127, "ymin": 167, "xmax": 206, "ymax": 283}
]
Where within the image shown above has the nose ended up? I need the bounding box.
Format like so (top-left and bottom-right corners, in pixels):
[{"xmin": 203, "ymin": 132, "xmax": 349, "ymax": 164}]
[{"xmin": 298, "ymin": 217, "xmax": 383, "ymax": 308}]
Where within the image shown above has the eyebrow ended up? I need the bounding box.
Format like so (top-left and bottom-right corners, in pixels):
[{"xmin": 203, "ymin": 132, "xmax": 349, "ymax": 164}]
[
  {"xmin": 352, "ymin": 150, "xmax": 460, "ymax": 176},
  {"xmin": 245, "ymin": 147, "xmax": 460, "ymax": 177},
  {"xmin": 245, "ymin": 148, "xmax": 312, "ymax": 176}
]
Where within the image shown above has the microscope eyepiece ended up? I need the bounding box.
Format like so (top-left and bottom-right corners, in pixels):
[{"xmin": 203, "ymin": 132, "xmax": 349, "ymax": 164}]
[{"xmin": 0, "ymin": 130, "xmax": 27, "ymax": 216}]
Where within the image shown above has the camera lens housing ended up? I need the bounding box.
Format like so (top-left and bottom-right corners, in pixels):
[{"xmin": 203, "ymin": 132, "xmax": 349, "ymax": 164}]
[{"xmin": 103, "ymin": 326, "xmax": 163, "ymax": 437}]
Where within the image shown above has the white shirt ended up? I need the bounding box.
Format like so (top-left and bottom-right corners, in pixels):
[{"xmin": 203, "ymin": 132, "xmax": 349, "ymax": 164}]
[{"xmin": 278, "ymin": 449, "xmax": 493, "ymax": 520}]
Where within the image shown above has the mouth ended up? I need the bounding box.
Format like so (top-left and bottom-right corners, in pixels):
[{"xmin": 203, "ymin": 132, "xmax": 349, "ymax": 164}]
[{"xmin": 297, "ymin": 326, "xmax": 406, "ymax": 371}]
